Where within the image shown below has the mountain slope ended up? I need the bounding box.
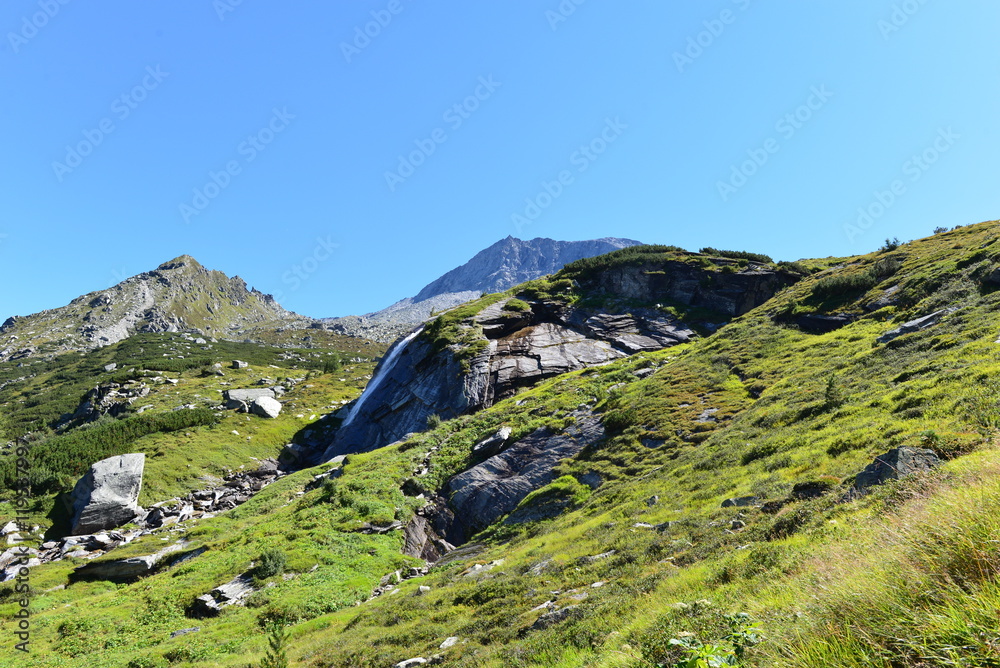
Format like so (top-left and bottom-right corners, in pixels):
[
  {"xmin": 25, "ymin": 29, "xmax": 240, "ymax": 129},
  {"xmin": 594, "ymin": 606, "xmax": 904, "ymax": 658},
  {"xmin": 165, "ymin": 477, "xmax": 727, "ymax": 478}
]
[
  {"xmin": 0, "ymin": 255, "xmax": 311, "ymax": 362},
  {"xmin": 323, "ymin": 236, "xmax": 643, "ymax": 340},
  {"xmin": 9, "ymin": 223, "xmax": 1000, "ymax": 667}
]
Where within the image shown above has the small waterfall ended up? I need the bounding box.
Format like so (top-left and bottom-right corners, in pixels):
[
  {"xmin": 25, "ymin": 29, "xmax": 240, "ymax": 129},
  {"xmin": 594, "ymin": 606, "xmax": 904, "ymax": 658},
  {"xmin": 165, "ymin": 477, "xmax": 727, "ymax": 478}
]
[{"xmin": 341, "ymin": 327, "xmax": 424, "ymax": 430}]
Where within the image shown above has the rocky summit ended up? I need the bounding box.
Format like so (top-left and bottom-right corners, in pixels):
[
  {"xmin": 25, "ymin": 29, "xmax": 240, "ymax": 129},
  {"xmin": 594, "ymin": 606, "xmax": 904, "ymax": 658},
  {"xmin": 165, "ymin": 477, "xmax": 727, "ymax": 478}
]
[
  {"xmin": 10, "ymin": 226, "xmax": 1000, "ymax": 667},
  {"xmin": 0, "ymin": 255, "xmax": 310, "ymax": 362}
]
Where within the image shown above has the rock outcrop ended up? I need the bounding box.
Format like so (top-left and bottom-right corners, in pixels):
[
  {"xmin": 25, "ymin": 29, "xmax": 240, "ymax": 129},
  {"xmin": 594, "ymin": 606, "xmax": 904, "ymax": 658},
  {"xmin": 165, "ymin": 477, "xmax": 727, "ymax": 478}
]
[
  {"xmin": 854, "ymin": 447, "xmax": 941, "ymax": 490},
  {"xmin": 70, "ymin": 454, "xmax": 145, "ymax": 535},
  {"xmin": 443, "ymin": 411, "xmax": 605, "ymax": 542},
  {"xmin": 323, "ymin": 260, "xmax": 795, "ymax": 459}
]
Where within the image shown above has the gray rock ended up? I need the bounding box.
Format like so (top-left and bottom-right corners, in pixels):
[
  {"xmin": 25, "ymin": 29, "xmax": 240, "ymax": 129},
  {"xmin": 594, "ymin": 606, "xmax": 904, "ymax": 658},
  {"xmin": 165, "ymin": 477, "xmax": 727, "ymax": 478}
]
[
  {"xmin": 72, "ymin": 541, "xmax": 187, "ymax": 582},
  {"xmin": 877, "ymin": 308, "xmax": 956, "ymax": 344},
  {"xmin": 70, "ymin": 454, "xmax": 145, "ymax": 535},
  {"xmin": 532, "ymin": 605, "xmax": 579, "ymax": 630},
  {"xmin": 170, "ymin": 627, "xmax": 200, "ymax": 638},
  {"xmin": 190, "ymin": 574, "xmax": 254, "ymax": 617},
  {"xmin": 471, "ymin": 426, "xmax": 513, "ymax": 457},
  {"xmin": 223, "ymin": 388, "xmax": 275, "ymax": 409},
  {"xmin": 250, "ymin": 396, "xmax": 282, "ymax": 419},
  {"xmin": 104, "ymin": 363, "xmax": 118, "ymax": 372},
  {"xmin": 232, "ymin": 360, "xmax": 248, "ymax": 369},
  {"xmin": 445, "ymin": 412, "xmax": 604, "ymax": 540},
  {"xmin": 440, "ymin": 637, "xmax": 460, "ymax": 649},
  {"xmin": 721, "ymin": 496, "xmax": 759, "ymax": 508},
  {"xmin": 394, "ymin": 659, "xmax": 428, "ymax": 668},
  {"xmin": 854, "ymin": 447, "xmax": 941, "ymax": 490}
]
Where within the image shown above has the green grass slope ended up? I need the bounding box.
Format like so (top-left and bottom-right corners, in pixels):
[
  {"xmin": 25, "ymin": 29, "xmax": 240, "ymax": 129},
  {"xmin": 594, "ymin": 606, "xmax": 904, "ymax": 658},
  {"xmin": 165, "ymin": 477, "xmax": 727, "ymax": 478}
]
[{"xmin": 5, "ymin": 222, "xmax": 1000, "ymax": 667}]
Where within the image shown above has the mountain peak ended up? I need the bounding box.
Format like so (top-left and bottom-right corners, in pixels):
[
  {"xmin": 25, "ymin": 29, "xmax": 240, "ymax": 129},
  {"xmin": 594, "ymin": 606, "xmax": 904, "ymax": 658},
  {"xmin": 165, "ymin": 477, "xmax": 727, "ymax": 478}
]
[{"xmin": 156, "ymin": 255, "xmax": 202, "ymax": 271}]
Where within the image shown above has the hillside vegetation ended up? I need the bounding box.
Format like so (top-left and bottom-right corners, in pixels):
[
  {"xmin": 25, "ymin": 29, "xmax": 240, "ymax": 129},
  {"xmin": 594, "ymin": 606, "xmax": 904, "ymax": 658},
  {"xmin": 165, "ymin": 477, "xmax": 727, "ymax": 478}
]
[{"xmin": 4, "ymin": 222, "xmax": 1000, "ymax": 667}]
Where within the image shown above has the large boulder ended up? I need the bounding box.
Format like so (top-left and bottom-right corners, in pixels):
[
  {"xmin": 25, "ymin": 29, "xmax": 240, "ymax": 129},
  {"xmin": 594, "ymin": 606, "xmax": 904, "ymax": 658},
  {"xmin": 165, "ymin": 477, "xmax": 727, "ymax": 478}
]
[
  {"xmin": 223, "ymin": 388, "xmax": 274, "ymax": 409},
  {"xmin": 70, "ymin": 454, "xmax": 145, "ymax": 535},
  {"xmin": 854, "ymin": 447, "xmax": 941, "ymax": 490},
  {"xmin": 250, "ymin": 396, "xmax": 282, "ymax": 419},
  {"xmin": 877, "ymin": 308, "xmax": 956, "ymax": 344}
]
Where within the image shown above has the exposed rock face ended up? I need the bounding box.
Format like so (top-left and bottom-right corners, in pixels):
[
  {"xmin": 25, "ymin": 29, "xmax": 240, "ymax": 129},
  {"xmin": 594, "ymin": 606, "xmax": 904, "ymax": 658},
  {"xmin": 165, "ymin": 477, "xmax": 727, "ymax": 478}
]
[
  {"xmin": 854, "ymin": 447, "xmax": 941, "ymax": 490},
  {"xmin": 322, "ymin": 236, "xmax": 643, "ymax": 339},
  {"xmin": 324, "ymin": 303, "xmax": 692, "ymax": 458},
  {"xmin": 190, "ymin": 574, "xmax": 255, "ymax": 617},
  {"xmin": 444, "ymin": 412, "xmax": 605, "ymax": 542},
  {"xmin": 877, "ymin": 308, "xmax": 957, "ymax": 344},
  {"xmin": 70, "ymin": 454, "xmax": 145, "ymax": 535}
]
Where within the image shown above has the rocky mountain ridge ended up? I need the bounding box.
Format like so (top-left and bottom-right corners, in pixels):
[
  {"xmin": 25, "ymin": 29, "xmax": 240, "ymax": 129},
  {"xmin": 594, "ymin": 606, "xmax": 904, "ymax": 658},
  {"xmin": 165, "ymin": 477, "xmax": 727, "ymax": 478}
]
[{"xmin": 0, "ymin": 255, "xmax": 312, "ymax": 363}]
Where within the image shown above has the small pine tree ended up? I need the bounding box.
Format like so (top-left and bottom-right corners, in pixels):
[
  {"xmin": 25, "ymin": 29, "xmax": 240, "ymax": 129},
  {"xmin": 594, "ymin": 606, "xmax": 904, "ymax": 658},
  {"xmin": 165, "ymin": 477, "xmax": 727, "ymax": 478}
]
[
  {"xmin": 824, "ymin": 375, "xmax": 843, "ymax": 409},
  {"xmin": 259, "ymin": 622, "xmax": 289, "ymax": 668}
]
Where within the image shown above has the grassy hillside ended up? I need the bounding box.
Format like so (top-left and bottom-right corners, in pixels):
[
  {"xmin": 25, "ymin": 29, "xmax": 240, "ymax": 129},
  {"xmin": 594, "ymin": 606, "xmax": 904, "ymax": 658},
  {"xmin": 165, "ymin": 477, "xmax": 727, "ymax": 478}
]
[{"xmin": 4, "ymin": 222, "xmax": 1000, "ymax": 667}]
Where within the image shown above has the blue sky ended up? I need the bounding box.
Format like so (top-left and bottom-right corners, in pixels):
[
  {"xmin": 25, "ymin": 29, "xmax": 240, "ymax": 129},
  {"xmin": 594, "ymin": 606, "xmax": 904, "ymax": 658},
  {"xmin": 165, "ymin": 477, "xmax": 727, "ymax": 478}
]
[{"xmin": 1, "ymin": 1, "xmax": 998, "ymax": 319}]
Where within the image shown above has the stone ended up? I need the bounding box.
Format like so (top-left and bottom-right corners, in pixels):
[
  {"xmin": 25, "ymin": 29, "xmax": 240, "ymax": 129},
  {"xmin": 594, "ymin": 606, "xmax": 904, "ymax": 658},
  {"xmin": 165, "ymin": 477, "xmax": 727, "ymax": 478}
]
[
  {"xmin": 70, "ymin": 454, "xmax": 145, "ymax": 535},
  {"xmin": 104, "ymin": 363, "xmax": 118, "ymax": 372},
  {"xmin": 170, "ymin": 627, "xmax": 200, "ymax": 638},
  {"xmin": 232, "ymin": 360, "xmax": 248, "ymax": 369},
  {"xmin": 440, "ymin": 637, "xmax": 460, "ymax": 649},
  {"xmin": 0, "ymin": 521, "xmax": 19, "ymax": 536},
  {"xmin": 854, "ymin": 447, "xmax": 941, "ymax": 490},
  {"xmin": 394, "ymin": 659, "xmax": 427, "ymax": 668},
  {"xmin": 223, "ymin": 388, "xmax": 275, "ymax": 409},
  {"xmin": 71, "ymin": 541, "xmax": 188, "ymax": 582},
  {"xmin": 190, "ymin": 574, "xmax": 254, "ymax": 617},
  {"xmin": 250, "ymin": 396, "xmax": 282, "ymax": 419},
  {"xmin": 471, "ymin": 426, "xmax": 513, "ymax": 457},
  {"xmin": 721, "ymin": 496, "xmax": 759, "ymax": 508},
  {"xmin": 531, "ymin": 605, "xmax": 579, "ymax": 630},
  {"xmin": 877, "ymin": 308, "xmax": 957, "ymax": 344}
]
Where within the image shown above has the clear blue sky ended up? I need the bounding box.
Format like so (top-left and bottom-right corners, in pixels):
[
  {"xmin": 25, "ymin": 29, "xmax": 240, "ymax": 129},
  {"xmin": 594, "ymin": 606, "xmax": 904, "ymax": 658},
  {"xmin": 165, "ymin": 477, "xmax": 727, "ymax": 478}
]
[{"xmin": 1, "ymin": 1, "xmax": 998, "ymax": 319}]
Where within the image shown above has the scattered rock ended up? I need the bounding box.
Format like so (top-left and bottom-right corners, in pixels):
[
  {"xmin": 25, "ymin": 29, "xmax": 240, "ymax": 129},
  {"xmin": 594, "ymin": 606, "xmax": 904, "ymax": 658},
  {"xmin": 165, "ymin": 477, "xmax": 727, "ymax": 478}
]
[
  {"xmin": 232, "ymin": 360, "xmax": 248, "ymax": 369},
  {"xmin": 394, "ymin": 659, "xmax": 428, "ymax": 668},
  {"xmin": 439, "ymin": 637, "xmax": 459, "ymax": 649},
  {"xmin": 170, "ymin": 627, "xmax": 200, "ymax": 638}
]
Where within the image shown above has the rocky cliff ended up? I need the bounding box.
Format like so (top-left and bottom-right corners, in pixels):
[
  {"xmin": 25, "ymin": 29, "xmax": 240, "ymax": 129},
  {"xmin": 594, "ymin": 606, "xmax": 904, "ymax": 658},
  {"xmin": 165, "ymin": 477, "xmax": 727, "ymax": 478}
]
[{"xmin": 321, "ymin": 251, "xmax": 799, "ymax": 459}]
